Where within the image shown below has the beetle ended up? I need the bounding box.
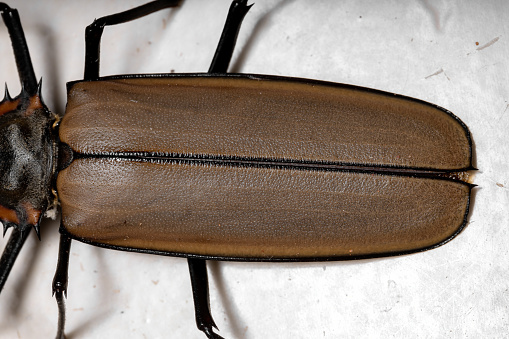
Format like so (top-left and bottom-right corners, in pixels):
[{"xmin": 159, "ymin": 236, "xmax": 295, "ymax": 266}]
[{"xmin": 0, "ymin": 1, "xmax": 475, "ymax": 338}]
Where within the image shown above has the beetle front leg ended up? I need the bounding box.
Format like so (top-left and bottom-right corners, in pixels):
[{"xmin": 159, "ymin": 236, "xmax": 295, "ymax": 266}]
[
  {"xmin": 84, "ymin": 0, "xmax": 181, "ymax": 80},
  {"xmin": 188, "ymin": 258, "xmax": 224, "ymax": 339},
  {"xmin": 0, "ymin": 224, "xmax": 31, "ymax": 292},
  {"xmin": 52, "ymin": 231, "xmax": 72, "ymax": 339},
  {"xmin": 0, "ymin": 3, "xmax": 38, "ymax": 95}
]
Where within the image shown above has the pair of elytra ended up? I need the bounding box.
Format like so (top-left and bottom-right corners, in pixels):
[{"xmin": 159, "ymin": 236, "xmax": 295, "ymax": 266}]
[{"xmin": 0, "ymin": 1, "xmax": 474, "ymax": 338}]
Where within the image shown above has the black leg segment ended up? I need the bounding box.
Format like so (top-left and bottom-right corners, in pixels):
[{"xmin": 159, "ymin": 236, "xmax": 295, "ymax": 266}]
[
  {"xmin": 0, "ymin": 224, "xmax": 31, "ymax": 292},
  {"xmin": 84, "ymin": 0, "xmax": 182, "ymax": 80},
  {"xmin": 0, "ymin": 3, "xmax": 38, "ymax": 96},
  {"xmin": 209, "ymin": 0, "xmax": 251, "ymax": 73},
  {"xmin": 52, "ymin": 231, "xmax": 72, "ymax": 339},
  {"xmin": 188, "ymin": 258, "xmax": 224, "ymax": 339}
]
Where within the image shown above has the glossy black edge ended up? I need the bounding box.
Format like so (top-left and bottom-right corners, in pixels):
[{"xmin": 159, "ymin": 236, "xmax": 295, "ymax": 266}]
[
  {"xmin": 71, "ymin": 151, "xmax": 475, "ymax": 187},
  {"xmin": 59, "ymin": 184, "xmax": 472, "ymax": 263},
  {"xmin": 65, "ymin": 72, "xmax": 474, "ymax": 166}
]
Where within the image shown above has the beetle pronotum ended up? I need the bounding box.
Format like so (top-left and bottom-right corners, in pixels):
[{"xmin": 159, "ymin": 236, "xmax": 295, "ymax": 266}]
[{"xmin": 0, "ymin": 1, "xmax": 475, "ymax": 338}]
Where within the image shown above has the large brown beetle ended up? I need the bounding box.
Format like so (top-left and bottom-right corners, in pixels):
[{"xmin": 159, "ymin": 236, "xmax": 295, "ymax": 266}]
[{"xmin": 0, "ymin": 1, "xmax": 474, "ymax": 338}]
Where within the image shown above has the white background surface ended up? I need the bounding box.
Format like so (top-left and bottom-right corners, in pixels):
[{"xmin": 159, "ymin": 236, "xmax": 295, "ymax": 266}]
[{"xmin": 0, "ymin": 1, "xmax": 507, "ymax": 338}]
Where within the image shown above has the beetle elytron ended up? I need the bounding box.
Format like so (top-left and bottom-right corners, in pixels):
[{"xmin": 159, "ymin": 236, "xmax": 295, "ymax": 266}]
[{"xmin": 0, "ymin": 1, "xmax": 474, "ymax": 338}]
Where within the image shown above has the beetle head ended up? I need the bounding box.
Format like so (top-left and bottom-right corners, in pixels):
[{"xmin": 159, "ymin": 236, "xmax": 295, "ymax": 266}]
[{"xmin": 0, "ymin": 84, "xmax": 57, "ymax": 234}]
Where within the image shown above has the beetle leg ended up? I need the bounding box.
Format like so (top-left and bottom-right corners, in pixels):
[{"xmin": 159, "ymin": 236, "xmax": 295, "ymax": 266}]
[
  {"xmin": 188, "ymin": 258, "xmax": 224, "ymax": 339},
  {"xmin": 0, "ymin": 3, "xmax": 38, "ymax": 96},
  {"xmin": 0, "ymin": 223, "xmax": 31, "ymax": 292},
  {"xmin": 185, "ymin": 3, "xmax": 252, "ymax": 337},
  {"xmin": 208, "ymin": 0, "xmax": 252, "ymax": 73},
  {"xmin": 52, "ymin": 231, "xmax": 72, "ymax": 339},
  {"xmin": 84, "ymin": 0, "xmax": 182, "ymax": 80}
]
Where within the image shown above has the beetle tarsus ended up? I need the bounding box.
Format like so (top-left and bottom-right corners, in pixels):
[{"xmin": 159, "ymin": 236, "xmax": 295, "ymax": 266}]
[
  {"xmin": 54, "ymin": 290, "xmax": 67, "ymax": 339},
  {"xmin": 202, "ymin": 326, "xmax": 225, "ymax": 339},
  {"xmin": 188, "ymin": 259, "xmax": 225, "ymax": 339},
  {"xmin": 0, "ymin": 3, "xmax": 11, "ymax": 12}
]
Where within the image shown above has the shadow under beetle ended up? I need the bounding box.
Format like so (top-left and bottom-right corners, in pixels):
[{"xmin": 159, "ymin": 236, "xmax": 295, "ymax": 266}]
[{"xmin": 0, "ymin": 1, "xmax": 475, "ymax": 338}]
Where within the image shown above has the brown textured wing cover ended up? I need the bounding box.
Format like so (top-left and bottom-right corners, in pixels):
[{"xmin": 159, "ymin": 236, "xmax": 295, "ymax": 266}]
[{"xmin": 57, "ymin": 75, "xmax": 472, "ymax": 260}]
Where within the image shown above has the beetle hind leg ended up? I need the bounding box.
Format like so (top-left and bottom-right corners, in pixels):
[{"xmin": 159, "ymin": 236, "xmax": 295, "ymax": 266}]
[
  {"xmin": 52, "ymin": 232, "xmax": 72, "ymax": 339},
  {"xmin": 188, "ymin": 258, "xmax": 225, "ymax": 339}
]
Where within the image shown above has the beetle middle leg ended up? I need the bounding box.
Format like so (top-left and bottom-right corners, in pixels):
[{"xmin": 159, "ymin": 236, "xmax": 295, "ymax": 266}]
[{"xmin": 186, "ymin": 1, "xmax": 251, "ymax": 338}]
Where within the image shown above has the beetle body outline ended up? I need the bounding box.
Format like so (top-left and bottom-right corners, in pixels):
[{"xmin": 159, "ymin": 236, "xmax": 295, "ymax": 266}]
[{"xmin": 1, "ymin": 1, "xmax": 474, "ymax": 338}]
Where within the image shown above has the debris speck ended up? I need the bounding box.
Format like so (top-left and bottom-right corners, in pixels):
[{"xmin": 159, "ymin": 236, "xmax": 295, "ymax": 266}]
[
  {"xmin": 477, "ymin": 36, "xmax": 500, "ymax": 51},
  {"xmin": 425, "ymin": 68, "xmax": 444, "ymax": 79}
]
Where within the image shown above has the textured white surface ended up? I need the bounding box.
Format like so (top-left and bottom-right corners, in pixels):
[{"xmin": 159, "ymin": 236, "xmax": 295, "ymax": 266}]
[{"xmin": 0, "ymin": 1, "xmax": 507, "ymax": 338}]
